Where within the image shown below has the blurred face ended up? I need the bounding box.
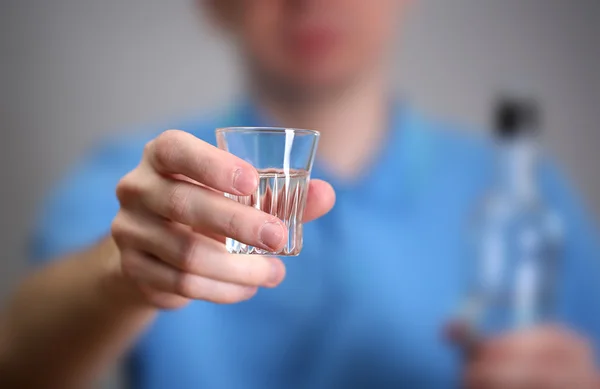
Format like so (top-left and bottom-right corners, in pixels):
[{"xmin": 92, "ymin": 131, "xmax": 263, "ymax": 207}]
[{"xmin": 208, "ymin": 0, "xmax": 406, "ymax": 98}]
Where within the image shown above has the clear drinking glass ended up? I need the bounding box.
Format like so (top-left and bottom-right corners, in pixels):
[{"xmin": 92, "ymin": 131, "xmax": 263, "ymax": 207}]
[{"xmin": 216, "ymin": 127, "xmax": 320, "ymax": 256}]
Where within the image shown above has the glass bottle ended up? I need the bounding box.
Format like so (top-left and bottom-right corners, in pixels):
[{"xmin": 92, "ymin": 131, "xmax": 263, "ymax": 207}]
[{"xmin": 459, "ymin": 97, "xmax": 563, "ymax": 337}]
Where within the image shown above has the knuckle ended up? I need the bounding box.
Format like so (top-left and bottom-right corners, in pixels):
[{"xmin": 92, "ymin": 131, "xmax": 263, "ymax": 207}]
[
  {"xmin": 115, "ymin": 172, "xmax": 142, "ymax": 205},
  {"xmin": 174, "ymin": 273, "xmax": 197, "ymax": 298},
  {"xmin": 166, "ymin": 182, "xmax": 192, "ymax": 222},
  {"xmin": 224, "ymin": 210, "xmax": 244, "ymax": 238},
  {"xmin": 153, "ymin": 130, "xmax": 182, "ymax": 169},
  {"xmin": 143, "ymin": 140, "xmax": 154, "ymax": 157},
  {"xmin": 195, "ymin": 152, "xmax": 216, "ymax": 182},
  {"xmin": 111, "ymin": 213, "xmax": 130, "ymax": 242},
  {"xmin": 179, "ymin": 234, "xmax": 203, "ymax": 271}
]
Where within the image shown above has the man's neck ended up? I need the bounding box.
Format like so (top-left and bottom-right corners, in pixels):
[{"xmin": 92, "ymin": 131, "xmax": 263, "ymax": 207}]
[{"xmin": 252, "ymin": 72, "xmax": 390, "ymax": 180}]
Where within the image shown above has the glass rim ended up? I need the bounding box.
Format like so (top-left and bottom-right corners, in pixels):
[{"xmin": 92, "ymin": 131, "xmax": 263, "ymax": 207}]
[{"xmin": 216, "ymin": 127, "xmax": 320, "ymax": 137}]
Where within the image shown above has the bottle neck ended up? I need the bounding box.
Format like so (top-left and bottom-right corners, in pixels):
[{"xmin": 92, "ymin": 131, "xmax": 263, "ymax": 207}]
[{"xmin": 497, "ymin": 135, "xmax": 539, "ymax": 203}]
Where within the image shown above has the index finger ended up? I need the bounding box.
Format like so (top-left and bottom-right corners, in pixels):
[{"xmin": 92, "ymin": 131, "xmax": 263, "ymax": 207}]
[{"xmin": 147, "ymin": 130, "xmax": 258, "ymax": 195}]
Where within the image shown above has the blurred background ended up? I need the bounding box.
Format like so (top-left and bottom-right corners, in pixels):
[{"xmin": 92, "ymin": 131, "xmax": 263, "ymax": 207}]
[
  {"xmin": 0, "ymin": 1, "xmax": 598, "ymax": 385},
  {"xmin": 2, "ymin": 0, "xmax": 600, "ymax": 305}
]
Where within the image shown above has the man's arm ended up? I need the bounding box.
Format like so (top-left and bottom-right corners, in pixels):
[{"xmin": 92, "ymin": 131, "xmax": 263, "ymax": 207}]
[
  {"xmin": 0, "ymin": 130, "xmax": 335, "ymax": 389},
  {"xmin": 0, "ymin": 238, "xmax": 156, "ymax": 389}
]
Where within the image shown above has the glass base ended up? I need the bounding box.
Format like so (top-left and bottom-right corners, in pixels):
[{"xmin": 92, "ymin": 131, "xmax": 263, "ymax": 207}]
[{"xmin": 226, "ymin": 237, "xmax": 302, "ymax": 257}]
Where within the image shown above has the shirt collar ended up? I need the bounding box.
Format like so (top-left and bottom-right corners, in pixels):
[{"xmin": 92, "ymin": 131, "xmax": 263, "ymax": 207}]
[{"xmin": 220, "ymin": 97, "xmax": 436, "ymax": 201}]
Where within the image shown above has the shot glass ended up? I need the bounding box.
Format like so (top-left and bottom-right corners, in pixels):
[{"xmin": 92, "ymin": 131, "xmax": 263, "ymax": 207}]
[{"xmin": 216, "ymin": 127, "xmax": 320, "ymax": 256}]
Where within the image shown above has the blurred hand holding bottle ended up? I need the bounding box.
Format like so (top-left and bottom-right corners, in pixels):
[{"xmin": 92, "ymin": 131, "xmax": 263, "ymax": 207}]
[
  {"xmin": 463, "ymin": 96, "xmax": 564, "ymax": 335},
  {"xmin": 450, "ymin": 96, "xmax": 600, "ymax": 388}
]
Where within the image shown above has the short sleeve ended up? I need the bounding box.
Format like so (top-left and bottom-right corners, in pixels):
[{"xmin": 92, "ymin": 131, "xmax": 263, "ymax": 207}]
[
  {"xmin": 29, "ymin": 137, "xmax": 146, "ymax": 264},
  {"xmin": 540, "ymin": 161, "xmax": 600, "ymax": 354}
]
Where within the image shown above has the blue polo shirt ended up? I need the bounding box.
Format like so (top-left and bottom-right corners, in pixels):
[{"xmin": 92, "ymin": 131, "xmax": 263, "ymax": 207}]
[{"xmin": 30, "ymin": 101, "xmax": 600, "ymax": 388}]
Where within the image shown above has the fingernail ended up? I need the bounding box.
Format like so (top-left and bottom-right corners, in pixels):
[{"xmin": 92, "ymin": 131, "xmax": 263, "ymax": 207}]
[
  {"xmin": 266, "ymin": 257, "xmax": 282, "ymax": 286},
  {"xmin": 243, "ymin": 286, "xmax": 258, "ymax": 298},
  {"xmin": 233, "ymin": 168, "xmax": 257, "ymax": 194},
  {"xmin": 259, "ymin": 221, "xmax": 284, "ymax": 251}
]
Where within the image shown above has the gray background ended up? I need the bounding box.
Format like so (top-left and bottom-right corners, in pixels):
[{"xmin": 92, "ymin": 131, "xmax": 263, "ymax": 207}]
[{"xmin": 0, "ymin": 0, "xmax": 599, "ymax": 386}]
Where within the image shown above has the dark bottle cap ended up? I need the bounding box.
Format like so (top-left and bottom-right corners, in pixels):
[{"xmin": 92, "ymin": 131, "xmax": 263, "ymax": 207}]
[{"xmin": 494, "ymin": 96, "xmax": 540, "ymax": 138}]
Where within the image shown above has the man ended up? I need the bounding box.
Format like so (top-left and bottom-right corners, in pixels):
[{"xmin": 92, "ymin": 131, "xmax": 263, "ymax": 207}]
[{"xmin": 1, "ymin": 1, "xmax": 599, "ymax": 388}]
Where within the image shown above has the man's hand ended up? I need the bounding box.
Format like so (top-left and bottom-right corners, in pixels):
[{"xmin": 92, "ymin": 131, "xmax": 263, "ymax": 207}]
[
  {"xmin": 464, "ymin": 326, "xmax": 600, "ymax": 389},
  {"xmin": 112, "ymin": 130, "xmax": 335, "ymax": 309}
]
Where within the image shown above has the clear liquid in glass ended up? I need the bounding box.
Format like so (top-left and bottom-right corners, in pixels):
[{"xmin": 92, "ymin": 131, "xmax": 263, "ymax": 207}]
[{"xmin": 225, "ymin": 168, "xmax": 310, "ymax": 256}]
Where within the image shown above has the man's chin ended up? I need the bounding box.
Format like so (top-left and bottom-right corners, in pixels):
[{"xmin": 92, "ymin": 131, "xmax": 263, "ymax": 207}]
[
  {"xmin": 249, "ymin": 64, "xmax": 363, "ymax": 104},
  {"xmin": 276, "ymin": 74, "xmax": 360, "ymax": 102}
]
